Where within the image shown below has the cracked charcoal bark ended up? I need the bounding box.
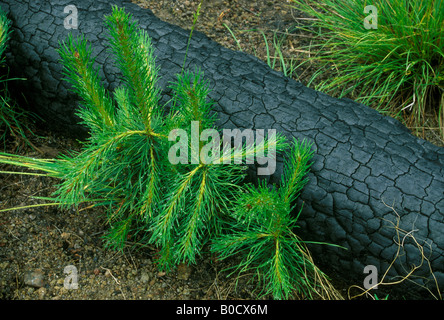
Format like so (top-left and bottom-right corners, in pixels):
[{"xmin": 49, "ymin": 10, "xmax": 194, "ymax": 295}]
[{"xmin": 1, "ymin": 0, "xmax": 443, "ymax": 297}]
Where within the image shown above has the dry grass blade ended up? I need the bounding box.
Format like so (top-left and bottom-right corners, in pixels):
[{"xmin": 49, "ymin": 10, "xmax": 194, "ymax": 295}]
[{"xmin": 348, "ymin": 200, "xmax": 442, "ymax": 300}]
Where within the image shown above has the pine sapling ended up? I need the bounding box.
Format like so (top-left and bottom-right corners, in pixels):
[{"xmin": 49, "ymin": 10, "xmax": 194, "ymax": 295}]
[
  {"xmin": 0, "ymin": 6, "xmax": 287, "ymax": 272},
  {"xmin": 212, "ymin": 139, "xmax": 343, "ymax": 300}
]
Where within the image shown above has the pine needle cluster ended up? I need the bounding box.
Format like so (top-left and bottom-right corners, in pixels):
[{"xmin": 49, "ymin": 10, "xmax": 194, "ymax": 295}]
[
  {"xmin": 53, "ymin": 6, "xmax": 287, "ymax": 265},
  {"xmin": 0, "ymin": 5, "xmax": 339, "ymax": 299},
  {"xmin": 212, "ymin": 139, "xmax": 342, "ymax": 299}
]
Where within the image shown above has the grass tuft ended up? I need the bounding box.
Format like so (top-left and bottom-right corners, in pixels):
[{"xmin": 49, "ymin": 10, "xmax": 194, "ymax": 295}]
[
  {"xmin": 0, "ymin": 7, "xmax": 37, "ymax": 151},
  {"xmin": 290, "ymin": 0, "xmax": 444, "ymax": 139}
]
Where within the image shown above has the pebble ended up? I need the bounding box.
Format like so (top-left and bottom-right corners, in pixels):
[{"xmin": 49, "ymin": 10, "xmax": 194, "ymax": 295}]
[
  {"xmin": 23, "ymin": 269, "xmax": 45, "ymax": 288},
  {"xmin": 157, "ymin": 271, "xmax": 166, "ymax": 277},
  {"xmin": 36, "ymin": 287, "xmax": 46, "ymax": 299},
  {"xmin": 140, "ymin": 271, "xmax": 150, "ymax": 283},
  {"xmin": 177, "ymin": 263, "xmax": 192, "ymax": 280}
]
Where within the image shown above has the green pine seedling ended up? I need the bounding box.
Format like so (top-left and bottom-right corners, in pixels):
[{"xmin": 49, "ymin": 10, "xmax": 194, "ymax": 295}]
[
  {"xmin": 151, "ymin": 69, "xmax": 288, "ymax": 269},
  {"xmin": 0, "ymin": 6, "xmax": 286, "ymax": 272},
  {"xmin": 56, "ymin": 6, "xmax": 287, "ymax": 268},
  {"xmin": 212, "ymin": 139, "xmax": 343, "ymax": 300}
]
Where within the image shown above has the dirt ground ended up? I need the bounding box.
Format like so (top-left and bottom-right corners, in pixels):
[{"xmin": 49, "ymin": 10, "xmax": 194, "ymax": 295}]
[{"xmin": 0, "ymin": 0, "xmax": 440, "ymax": 301}]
